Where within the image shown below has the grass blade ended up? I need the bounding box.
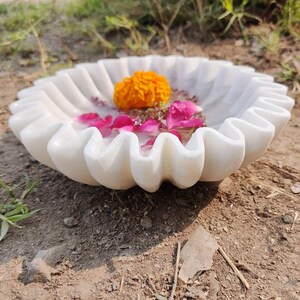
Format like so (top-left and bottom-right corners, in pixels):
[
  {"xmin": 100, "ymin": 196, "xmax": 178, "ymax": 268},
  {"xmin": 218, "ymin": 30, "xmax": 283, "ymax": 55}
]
[
  {"xmin": 0, "ymin": 220, "xmax": 9, "ymax": 241},
  {"xmin": 4, "ymin": 205, "xmax": 24, "ymax": 217},
  {"xmin": 243, "ymin": 12, "xmax": 262, "ymax": 22},
  {"xmin": 218, "ymin": 10, "xmax": 231, "ymax": 20},
  {"xmin": 223, "ymin": 15, "xmax": 236, "ymax": 34},
  {"xmin": 0, "ymin": 179, "xmax": 16, "ymax": 200},
  {"xmin": 20, "ymin": 175, "xmax": 37, "ymax": 200},
  {"xmin": 7, "ymin": 209, "xmax": 40, "ymax": 223}
]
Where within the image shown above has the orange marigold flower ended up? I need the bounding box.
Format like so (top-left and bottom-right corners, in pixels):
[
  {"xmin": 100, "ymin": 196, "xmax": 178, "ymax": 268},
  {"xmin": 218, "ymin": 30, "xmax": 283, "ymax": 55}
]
[{"xmin": 114, "ymin": 71, "xmax": 171, "ymax": 109}]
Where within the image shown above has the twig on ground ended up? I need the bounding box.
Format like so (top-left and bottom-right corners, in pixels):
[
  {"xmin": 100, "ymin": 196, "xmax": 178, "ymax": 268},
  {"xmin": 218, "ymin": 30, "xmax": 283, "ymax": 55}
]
[
  {"xmin": 223, "ymin": 292, "xmax": 231, "ymax": 300},
  {"xmin": 62, "ymin": 41, "xmax": 78, "ymax": 62},
  {"xmin": 250, "ymin": 177, "xmax": 298, "ymax": 202},
  {"xmin": 32, "ymin": 28, "xmax": 47, "ymax": 74},
  {"xmin": 291, "ymin": 211, "xmax": 299, "ymax": 230},
  {"xmin": 119, "ymin": 276, "xmax": 124, "ymax": 292},
  {"xmin": 152, "ymin": 0, "xmax": 185, "ymax": 52},
  {"xmin": 218, "ymin": 246, "xmax": 250, "ymax": 289},
  {"xmin": 262, "ymin": 162, "xmax": 300, "ymax": 181},
  {"xmin": 73, "ymin": 192, "xmax": 79, "ymax": 200},
  {"xmin": 112, "ymin": 191, "xmax": 124, "ymax": 206},
  {"xmin": 266, "ymin": 191, "xmax": 279, "ymax": 198},
  {"xmin": 144, "ymin": 277, "xmax": 156, "ymax": 297},
  {"xmin": 169, "ymin": 241, "xmax": 181, "ymax": 300},
  {"xmin": 147, "ymin": 277, "xmax": 157, "ymax": 293},
  {"xmin": 93, "ymin": 30, "xmax": 115, "ymax": 51}
]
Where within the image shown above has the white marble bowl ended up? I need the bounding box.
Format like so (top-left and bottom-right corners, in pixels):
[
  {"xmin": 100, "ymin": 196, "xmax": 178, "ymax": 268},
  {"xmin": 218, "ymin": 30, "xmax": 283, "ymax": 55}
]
[{"xmin": 9, "ymin": 56, "xmax": 294, "ymax": 192}]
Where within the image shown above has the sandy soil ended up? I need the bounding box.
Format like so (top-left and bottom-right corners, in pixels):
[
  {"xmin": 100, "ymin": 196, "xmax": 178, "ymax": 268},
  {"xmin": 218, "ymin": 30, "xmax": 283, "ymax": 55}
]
[{"xmin": 0, "ymin": 38, "xmax": 299, "ymax": 300}]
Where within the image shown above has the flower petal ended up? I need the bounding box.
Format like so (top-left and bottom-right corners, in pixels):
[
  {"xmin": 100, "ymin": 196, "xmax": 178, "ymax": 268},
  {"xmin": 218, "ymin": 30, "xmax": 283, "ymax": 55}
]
[
  {"xmin": 176, "ymin": 118, "xmax": 204, "ymax": 128},
  {"xmin": 88, "ymin": 115, "xmax": 113, "ymax": 137},
  {"xmin": 166, "ymin": 100, "xmax": 203, "ymax": 129},
  {"xmin": 99, "ymin": 126, "xmax": 112, "ymax": 137},
  {"xmin": 141, "ymin": 137, "xmax": 157, "ymax": 149},
  {"xmin": 171, "ymin": 100, "xmax": 201, "ymax": 116},
  {"xmin": 78, "ymin": 112, "xmax": 100, "ymax": 123},
  {"xmin": 90, "ymin": 115, "xmax": 112, "ymax": 128},
  {"xmin": 111, "ymin": 115, "xmax": 135, "ymax": 132},
  {"xmin": 135, "ymin": 118, "xmax": 162, "ymax": 134},
  {"xmin": 169, "ymin": 129, "xmax": 182, "ymax": 142}
]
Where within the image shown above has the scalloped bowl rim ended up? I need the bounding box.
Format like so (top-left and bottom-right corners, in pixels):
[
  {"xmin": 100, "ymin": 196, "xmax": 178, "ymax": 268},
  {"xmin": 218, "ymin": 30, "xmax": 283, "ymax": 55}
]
[{"xmin": 8, "ymin": 55, "xmax": 295, "ymax": 192}]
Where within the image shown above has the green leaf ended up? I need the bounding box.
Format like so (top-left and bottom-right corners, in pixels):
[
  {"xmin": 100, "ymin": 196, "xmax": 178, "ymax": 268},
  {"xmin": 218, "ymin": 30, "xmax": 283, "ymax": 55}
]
[
  {"xmin": 7, "ymin": 209, "xmax": 40, "ymax": 223},
  {"xmin": 221, "ymin": 0, "xmax": 233, "ymax": 12},
  {"xmin": 218, "ymin": 10, "xmax": 231, "ymax": 20},
  {"xmin": 243, "ymin": 12, "xmax": 262, "ymax": 22},
  {"xmin": 20, "ymin": 175, "xmax": 37, "ymax": 200},
  {"xmin": 0, "ymin": 179, "xmax": 16, "ymax": 200},
  {"xmin": 0, "ymin": 176, "xmax": 39, "ymax": 241},
  {"xmin": 241, "ymin": 0, "xmax": 249, "ymax": 9},
  {"xmin": 5, "ymin": 205, "xmax": 24, "ymax": 217},
  {"xmin": 0, "ymin": 214, "xmax": 8, "ymax": 222},
  {"xmin": 9, "ymin": 182, "xmax": 22, "ymax": 193},
  {"xmin": 0, "ymin": 220, "xmax": 9, "ymax": 241},
  {"xmin": 223, "ymin": 15, "xmax": 236, "ymax": 34},
  {"xmin": 0, "ymin": 215, "xmax": 18, "ymax": 227}
]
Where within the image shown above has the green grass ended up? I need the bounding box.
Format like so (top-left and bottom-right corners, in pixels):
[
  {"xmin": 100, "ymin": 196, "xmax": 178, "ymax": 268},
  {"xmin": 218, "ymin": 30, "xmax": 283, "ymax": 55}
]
[
  {"xmin": 277, "ymin": 59, "xmax": 300, "ymax": 85},
  {"xmin": 0, "ymin": 176, "xmax": 39, "ymax": 242},
  {"xmin": 0, "ymin": 2, "xmax": 52, "ymax": 31},
  {"xmin": 0, "ymin": 1, "xmax": 53, "ymax": 45},
  {"xmin": 280, "ymin": 0, "xmax": 300, "ymax": 39},
  {"xmin": 0, "ymin": 1, "xmax": 55, "ymax": 70},
  {"xmin": 1, "ymin": 0, "xmax": 298, "ymax": 41},
  {"xmin": 0, "ymin": 0, "xmax": 299, "ymax": 71}
]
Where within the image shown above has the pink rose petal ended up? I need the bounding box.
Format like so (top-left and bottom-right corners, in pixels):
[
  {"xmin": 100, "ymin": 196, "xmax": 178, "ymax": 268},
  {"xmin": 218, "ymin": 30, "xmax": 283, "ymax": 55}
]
[
  {"xmin": 111, "ymin": 115, "xmax": 135, "ymax": 132},
  {"xmin": 89, "ymin": 115, "xmax": 113, "ymax": 137},
  {"xmin": 135, "ymin": 119, "xmax": 162, "ymax": 134},
  {"xmin": 169, "ymin": 129, "xmax": 182, "ymax": 142},
  {"xmin": 173, "ymin": 100, "xmax": 200, "ymax": 116},
  {"xmin": 90, "ymin": 115, "xmax": 112, "ymax": 128},
  {"xmin": 99, "ymin": 126, "xmax": 112, "ymax": 137},
  {"xmin": 78, "ymin": 112, "xmax": 100, "ymax": 123},
  {"xmin": 77, "ymin": 99, "xmax": 205, "ymax": 145},
  {"xmin": 166, "ymin": 100, "xmax": 203, "ymax": 129},
  {"xmin": 176, "ymin": 118, "xmax": 204, "ymax": 128},
  {"xmin": 141, "ymin": 137, "xmax": 157, "ymax": 149}
]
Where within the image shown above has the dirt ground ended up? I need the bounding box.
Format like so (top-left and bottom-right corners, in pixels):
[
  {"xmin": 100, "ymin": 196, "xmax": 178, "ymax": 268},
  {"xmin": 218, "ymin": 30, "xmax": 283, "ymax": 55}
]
[{"xmin": 0, "ymin": 37, "xmax": 299, "ymax": 300}]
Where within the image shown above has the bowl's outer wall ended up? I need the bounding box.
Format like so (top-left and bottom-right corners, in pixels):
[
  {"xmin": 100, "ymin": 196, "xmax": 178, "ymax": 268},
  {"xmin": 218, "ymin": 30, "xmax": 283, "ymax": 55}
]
[{"xmin": 9, "ymin": 56, "xmax": 295, "ymax": 192}]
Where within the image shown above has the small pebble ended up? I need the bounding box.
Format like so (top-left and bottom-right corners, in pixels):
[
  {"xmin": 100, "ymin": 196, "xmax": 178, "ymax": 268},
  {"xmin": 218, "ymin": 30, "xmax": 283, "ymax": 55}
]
[
  {"xmin": 235, "ymin": 39, "xmax": 244, "ymax": 46},
  {"xmin": 282, "ymin": 214, "xmax": 293, "ymax": 224},
  {"xmin": 162, "ymin": 213, "xmax": 169, "ymax": 220},
  {"xmin": 34, "ymin": 244, "xmax": 67, "ymax": 267},
  {"xmin": 68, "ymin": 244, "xmax": 76, "ymax": 251},
  {"xmin": 29, "ymin": 156, "xmax": 37, "ymax": 163},
  {"xmin": 140, "ymin": 215, "xmax": 152, "ymax": 229},
  {"xmin": 27, "ymin": 258, "xmax": 53, "ymax": 283},
  {"xmin": 63, "ymin": 217, "xmax": 79, "ymax": 228},
  {"xmin": 175, "ymin": 198, "xmax": 189, "ymax": 207},
  {"xmin": 164, "ymin": 225, "xmax": 172, "ymax": 233},
  {"xmin": 290, "ymin": 182, "xmax": 300, "ymax": 194},
  {"xmin": 111, "ymin": 281, "xmax": 119, "ymax": 291}
]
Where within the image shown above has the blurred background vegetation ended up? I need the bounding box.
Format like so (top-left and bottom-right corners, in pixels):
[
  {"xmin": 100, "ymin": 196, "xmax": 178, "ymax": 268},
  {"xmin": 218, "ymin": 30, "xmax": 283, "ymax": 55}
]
[{"xmin": 0, "ymin": 0, "xmax": 299, "ymax": 73}]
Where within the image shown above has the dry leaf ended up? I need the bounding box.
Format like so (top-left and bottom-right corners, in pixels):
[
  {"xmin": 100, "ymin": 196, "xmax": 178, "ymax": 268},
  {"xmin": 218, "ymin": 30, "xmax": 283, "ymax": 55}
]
[
  {"xmin": 185, "ymin": 286, "xmax": 207, "ymax": 299},
  {"xmin": 179, "ymin": 225, "xmax": 218, "ymax": 283},
  {"xmin": 208, "ymin": 272, "xmax": 220, "ymax": 300}
]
